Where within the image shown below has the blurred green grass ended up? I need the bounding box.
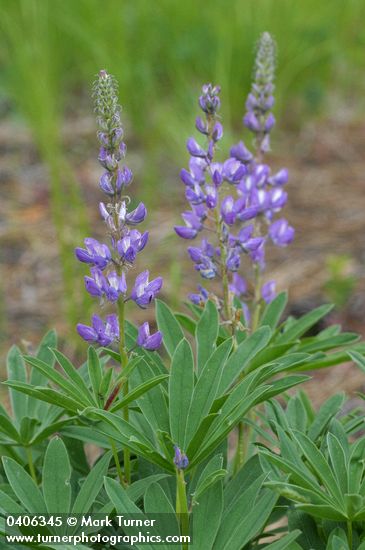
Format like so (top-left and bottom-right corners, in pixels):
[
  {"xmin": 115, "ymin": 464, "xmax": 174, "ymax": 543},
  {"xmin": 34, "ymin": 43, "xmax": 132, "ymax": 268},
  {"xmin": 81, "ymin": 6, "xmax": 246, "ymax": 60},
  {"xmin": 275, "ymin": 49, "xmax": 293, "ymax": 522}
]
[{"xmin": 0, "ymin": 0, "xmax": 364, "ymax": 335}]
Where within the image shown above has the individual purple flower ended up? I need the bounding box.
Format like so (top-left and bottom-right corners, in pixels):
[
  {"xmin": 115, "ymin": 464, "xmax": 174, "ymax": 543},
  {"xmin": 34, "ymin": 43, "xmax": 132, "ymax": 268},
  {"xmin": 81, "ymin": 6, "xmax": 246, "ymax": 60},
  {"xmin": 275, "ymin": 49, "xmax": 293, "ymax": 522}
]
[
  {"xmin": 175, "ymin": 211, "xmax": 203, "ymax": 239},
  {"xmin": 188, "ymin": 285, "xmax": 209, "ymax": 305},
  {"xmin": 229, "ymin": 273, "xmax": 247, "ymax": 297},
  {"xmin": 84, "ymin": 267, "xmax": 107, "ymax": 298},
  {"xmin": 173, "ymin": 446, "xmax": 189, "ymax": 470},
  {"xmin": 137, "ymin": 322, "xmax": 163, "ymax": 351},
  {"xmin": 116, "ymin": 166, "xmax": 133, "ymax": 190},
  {"xmin": 131, "ymin": 271, "xmax": 163, "ymax": 308},
  {"xmin": 126, "ymin": 202, "xmax": 147, "ymax": 225},
  {"xmin": 75, "ymin": 238, "xmax": 111, "ymax": 270},
  {"xmin": 77, "ymin": 314, "xmax": 119, "ymax": 346},
  {"xmin": 222, "ymin": 158, "xmax": 246, "ymax": 184},
  {"xmin": 262, "ymin": 280, "xmax": 276, "ymax": 303},
  {"xmin": 187, "ymin": 137, "xmax": 206, "ymax": 158},
  {"xmin": 185, "ymin": 183, "xmax": 206, "ymax": 205},
  {"xmin": 117, "ymin": 230, "xmax": 149, "ymax": 263},
  {"xmin": 226, "ymin": 249, "xmax": 241, "ymax": 272},
  {"xmin": 230, "ymin": 141, "xmax": 253, "ymax": 163},
  {"xmin": 269, "ymin": 168, "xmax": 288, "ymax": 186},
  {"xmin": 106, "ymin": 271, "xmax": 127, "ymax": 302},
  {"xmin": 221, "ymin": 196, "xmax": 237, "ymax": 225},
  {"xmin": 269, "ymin": 218, "xmax": 295, "ymax": 247},
  {"xmin": 99, "ymin": 172, "xmax": 114, "ymax": 195}
]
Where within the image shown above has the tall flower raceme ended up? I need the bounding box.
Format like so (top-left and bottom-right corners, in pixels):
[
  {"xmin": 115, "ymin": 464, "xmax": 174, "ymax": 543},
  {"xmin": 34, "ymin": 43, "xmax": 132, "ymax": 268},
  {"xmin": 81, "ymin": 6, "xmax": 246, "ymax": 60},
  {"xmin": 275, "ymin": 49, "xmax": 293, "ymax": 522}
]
[
  {"xmin": 175, "ymin": 33, "xmax": 294, "ymax": 334},
  {"xmin": 75, "ymin": 70, "xmax": 163, "ymax": 355}
]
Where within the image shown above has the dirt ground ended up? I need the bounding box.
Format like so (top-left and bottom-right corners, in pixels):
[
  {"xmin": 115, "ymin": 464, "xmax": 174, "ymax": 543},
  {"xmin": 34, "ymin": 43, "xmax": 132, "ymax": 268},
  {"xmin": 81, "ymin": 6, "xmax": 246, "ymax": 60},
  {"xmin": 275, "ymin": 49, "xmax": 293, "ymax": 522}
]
[{"xmin": 1, "ymin": 114, "xmax": 365, "ymax": 405}]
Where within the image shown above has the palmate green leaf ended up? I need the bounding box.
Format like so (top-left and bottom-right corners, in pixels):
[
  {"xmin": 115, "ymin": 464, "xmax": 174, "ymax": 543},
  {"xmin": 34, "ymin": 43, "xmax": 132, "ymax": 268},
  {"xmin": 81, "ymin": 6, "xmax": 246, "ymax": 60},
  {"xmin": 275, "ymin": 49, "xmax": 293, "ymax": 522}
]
[
  {"xmin": 276, "ymin": 304, "xmax": 333, "ymax": 344},
  {"xmin": 169, "ymin": 339, "xmax": 194, "ymax": 449},
  {"xmin": 87, "ymin": 346, "xmax": 102, "ymax": 405},
  {"xmin": 186, "ymin": 413, "xmax": 220, "ymax": 459},
  {"xmin": 260, "ymin": 291, "xmax": 288, "ymax": 330},
  {"xmin": 190, "ymin": 385, "xmax": 272, "ymax": 467},
  {"xmin": 125, "ymin": 359, "xmax": 169, "ymax": 433},
  {"xmin": 294, "ymin": 343, "xmax": 365, "ymax": 371},
  {"xmin": 259, "ymin": 450, "xmax": 333, "ymax": 504},
  {"xmin": 88, "ymin": 409, "xmax": 174, "ymax": 472},
  {"xmin": 43, "ymin": 437, "xmax": 71, "ymax": 514},
  {"xmin": 110, "ymin": 373, "xmax": 169, "ymax": 414},
  {"xmin": 2, "ymin": 456, "xmax": 45, "ymax": 513},
  {"xmin": 0, "ymin": 410, "xmax": 21, "ymax": 443},
  {"xmin": 6, "ymin": 345, "xmax": 27, "ymax": 425},
  {"xmin": 296, "ymin": 503, "xmax": 347, "ymax": 521},
  {"xmin": 246, "ymin": 343, "xmax": 293, "ymax": 374},
  {"xmin": 265, "ymin": 480, "xmax": 331, "ymax": 506},
  {"xmin": 348, "ymin": 437, "xmax": 365, "ymax": 493},
  {"xmin": 126, "ymin": 474, "xmax": 171, "ymax": 503},
  {"xmin": 71, "ymin": 451, "xmax": 111, "ymax": 516},
  {"xmin": 156, "ymin": 299, "xmax": 184, "ymax": 357},
  {"xmin": 196, "ymin": 300, "xmax": 219, "ymax": 373},
  {"xmin": 174, "ymin": 312, "xmax": 196, "ymax": 335},
  {"xmin": 263, "ymin": 531, "xmax": 302, "ymax": 550},
  {"xmin": 60, "ymin": 426, "xmax": 111, "ymax": 448},
  {"xmin": 28, "ymin": 329, "xmax": 57, "ymax": 420},
  {"xmin": 144, "ymin": 483, "xmax": 178, "ymax": 550},
  {"xmin": 218, "ymin": 326, "xmax": 272, "ymax": 393},
  {"xmin": 348, "ymin": 350, "xmax": 365, "ymax": 373},
  {"xmin": 51, "ymin": 348, "xmax": 94, "ymax": 404},
  {"xmin": 104, "ymin": 478, "xmax": 156, "ymax": 550},
  {"xmin": 0, "ymin": 489, "xmax": 25, "ymax": 514},
  {"xmin": 214, "ymin": 489, "xmax": 278, "ymax": 550},
  {"xmin": 192, "ymin": 454, "xmax": 226, "ymax": 503},
  {"xmin": 297, "ymin": 332, "xmax": 359, "ymax": 353},
  {"xmin": 192, "ymin": 477, "xmax": 223, "ymax": 550},
  {"xmin": 327, "ymin": 433, "xmax": 348, "ymax": 494},
  {"xmin": 288, "ymin": 509, "xmax": 325, "ymax": 550},
  {"xmin": 308, "ymin": 393, "xmax": 345, "ymax": 441},
  {"xmin": 292, "ymin": 431, "xmax": 345, "ymax": 508},
  {"xmin": 23, "ymin": 355, "xmax": 91, "ymax": 407},
  {"xmin": 185, "ymin": 339, "xmax": 232, "ymax": 447},
  {"xmin": 3, "ymin": 381, "xmax": 83, "ymax": 414}
]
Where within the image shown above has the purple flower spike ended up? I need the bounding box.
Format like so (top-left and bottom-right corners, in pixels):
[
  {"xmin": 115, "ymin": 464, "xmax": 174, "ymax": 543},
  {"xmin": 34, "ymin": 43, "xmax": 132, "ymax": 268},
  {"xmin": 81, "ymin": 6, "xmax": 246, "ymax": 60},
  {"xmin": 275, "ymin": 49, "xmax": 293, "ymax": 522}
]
[
  {"xmin": 262, "ymin": 280, "xmax": 276, "ymax": 303},
  {"xmin": 77, "ymin": 314, "xmax": 119, "ymax": 346},
  {"xmin": 126, "ymin": 202, "xmax": 147, "ymax": 225},
  {"xmin": 75, "ymin": 238, "xmax": 111, "ymax": 270},
  {"xmin": 269, "ymin": 218, "xmax": 295, "ymax": 247},
  {"xmin": 173, "ymin": 446, "xmax": 189, "ymax": 470},
  {"xmin": 137, "ymin": 322, "xmax": 163, "ymax": 351},
  {"xmin": 131, "ymin": 271, "xmax": 163, "ymax": 308},
  {"xmin": 187, "ymin": 137, "xmax": 206, "ymax": 158}
]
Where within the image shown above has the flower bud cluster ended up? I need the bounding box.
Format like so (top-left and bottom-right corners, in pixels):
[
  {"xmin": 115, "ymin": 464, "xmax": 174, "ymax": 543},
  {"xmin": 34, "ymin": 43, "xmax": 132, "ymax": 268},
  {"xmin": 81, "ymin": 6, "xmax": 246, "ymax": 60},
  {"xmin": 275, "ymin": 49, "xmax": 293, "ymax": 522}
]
[
  {"xmin": 175, "ymin": 33, "xmax": 294, "ymax": 327},
  {"xmin": 76, "ymin": 70, "xmax": 162, "ymax": 350}
]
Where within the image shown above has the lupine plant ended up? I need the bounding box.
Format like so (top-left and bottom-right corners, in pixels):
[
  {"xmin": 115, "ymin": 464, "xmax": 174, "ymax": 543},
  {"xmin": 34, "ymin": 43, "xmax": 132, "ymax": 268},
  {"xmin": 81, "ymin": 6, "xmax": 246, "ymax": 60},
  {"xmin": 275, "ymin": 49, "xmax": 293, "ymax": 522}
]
[{"xmin": 1, "ymin": 33, "xmax": 365, "ymax": 550}]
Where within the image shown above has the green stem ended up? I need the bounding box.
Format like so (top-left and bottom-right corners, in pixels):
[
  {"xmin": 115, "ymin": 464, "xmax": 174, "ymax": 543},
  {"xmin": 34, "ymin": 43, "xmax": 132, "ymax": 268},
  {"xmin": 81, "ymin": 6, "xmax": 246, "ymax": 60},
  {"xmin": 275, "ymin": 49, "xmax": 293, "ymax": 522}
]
[
  {"xmin": 251, "ymin": 263, "xmax": 262, "ymax": 332},
  {"xmin": 347, "ymin": 520, "xmax": 353, "ymax": 549},
  {"xmin": 26, "ymin": 447, "xmax": 37, "ymax": 485},
  {"xmin": 117, "ymin": 296, "xmax": 131, "ymax": 485},
  {"xmin": 176, "ymin": 469, "xmax": 189, "ymax": 550},
  {"xmin": 110, "ymin": 439, "xmax": 125, "ymax": 486}
]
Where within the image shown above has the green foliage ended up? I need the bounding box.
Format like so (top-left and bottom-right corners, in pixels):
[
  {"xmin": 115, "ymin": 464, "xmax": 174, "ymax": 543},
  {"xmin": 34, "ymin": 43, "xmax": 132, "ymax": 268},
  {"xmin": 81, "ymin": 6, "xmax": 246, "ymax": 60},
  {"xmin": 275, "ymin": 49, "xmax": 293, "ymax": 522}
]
[{"xmin": 259, "ymin": 393, "xmax": 365, "ymax": 548}]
